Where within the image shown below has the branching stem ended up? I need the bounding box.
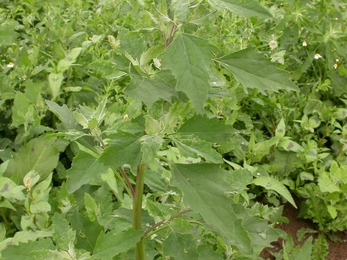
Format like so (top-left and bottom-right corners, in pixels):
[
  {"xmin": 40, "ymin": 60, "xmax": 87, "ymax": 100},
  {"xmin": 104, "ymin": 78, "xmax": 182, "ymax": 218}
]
[{"xmin": 133, "ymin": 160, "xmax": 145, "ymax": 260}]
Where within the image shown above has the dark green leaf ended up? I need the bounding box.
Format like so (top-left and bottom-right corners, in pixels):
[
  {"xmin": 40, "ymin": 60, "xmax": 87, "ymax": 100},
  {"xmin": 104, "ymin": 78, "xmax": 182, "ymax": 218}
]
[
  {"xmin": 216, "ymin": 48, "xmax": 299, "ymax": 93},
  {"xmin": 172, "ymin": 163, "xmax": 252, "ymax": 252},
  {"xmin": 125, "ymin": 65, "xmax": 177, "ymax": 107},
  {"xmin": 93, "ymin": 228, "xmax": 143, "ymax": 259},
  {"xmin": 161, "ymin": 34, "xmax": 218, "ymax": 114},
  {"xmin": 5, "ymin": 136, "xmax": 67, "ymax": 183},
  {"xmin": 99, "ymin": 131, "xmax": 142, "ymax": 171},
  {"xmin": 173, "ymin": 137, "xmax": 223, "ymax": 163},
  {"xmin": 0, "ymin": 25, "xmax": 18, "ymax": 46},
  {"xmin": 162, "ymin": 233, "xmax": 199, "ymax": 259},
  {"xmin": 207, "ymin": 0, "xmax": 272, "ymax": 18},
  {"xmin": 46, "ymin": 100, "xmax": 80, "ymax": 131},
  {"xmin": 178, "ymin": 115, "xmax": 235, "ymax": 143},
  {"xmin": 66, "ymin": 151, "xmax": 109, "ymax": 193},
  {"xmin": 252, "ymin": 176, "xmax": 297, "ymax": 208}
]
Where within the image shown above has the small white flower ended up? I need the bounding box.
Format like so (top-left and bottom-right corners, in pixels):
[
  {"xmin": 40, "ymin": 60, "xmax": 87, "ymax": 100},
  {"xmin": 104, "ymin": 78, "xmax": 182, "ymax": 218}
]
[
  {"xmin": 7, "ymin": 62, "xmax": 14, "ymax": 68},
  {"xmin": 269, "ymin": 40, "xmax": 278, "ymax": 49},
  {"xmin": 314, "ymin": 53, "xmax": 322, "ymax": 59},
  {"xmin": 302, "ymin": 40, "xmax": 307, "ymax": 46},
  {"xmin": 336, "ymin": 58, "xmax": 340, "ymax": 62},
  {"xmin": 334, "ymin": 63, "xmax": 338, "ymax": 69}
]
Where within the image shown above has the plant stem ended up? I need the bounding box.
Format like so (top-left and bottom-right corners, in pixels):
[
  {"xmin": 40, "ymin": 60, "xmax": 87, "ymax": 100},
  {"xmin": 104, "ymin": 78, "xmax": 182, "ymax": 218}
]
[
  {"xmin": 143, "ymin": 208, "xmax": 192, "ymax": 238},
  {"xmin": 133, "ymin": 160, "xmax": 145, "ymax": 260}
]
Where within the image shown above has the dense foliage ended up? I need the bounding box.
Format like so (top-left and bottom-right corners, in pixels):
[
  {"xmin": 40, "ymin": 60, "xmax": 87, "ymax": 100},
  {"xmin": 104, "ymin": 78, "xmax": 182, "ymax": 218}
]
[{"xmin": 0, "ymin": 0, "xmax": 347, "ymax": 259}]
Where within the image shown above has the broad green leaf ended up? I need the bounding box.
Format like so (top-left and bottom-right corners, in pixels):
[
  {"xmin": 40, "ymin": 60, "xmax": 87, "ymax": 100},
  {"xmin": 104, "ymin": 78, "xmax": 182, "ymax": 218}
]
[
  {"xmin": 48, "ymin": 72, "xmax": 64, "ymax": 100},
  {"xmin": 46, "ymin": 100, "xmax": 80, "ymax": 131},
  {"xmin": 161, "ymin": 33, "xmax": 218, "ymax": 114},
  {"xmin": 66, "ymin": 151, "xmax": 108, "ymax": 193},
  {"xmin": 57, "ymin": 47, "xmax": 82, "ymax": 72},
  {"xmin": 198, "ymin": 245, "xmax": 224, "ymax": 260},
  {"xmin": 207, "ymin": 0, "xmax": 271, "ymax": 18},
  {"xmin": 275, "ymin": 118, "xmax": 286, "ymax": 138},
  {"xmin": 141, "ymin": 135, "xmax": 164, "ymax": 165},
  {"xmin": 119, "ymin": 29, "xmax": 148, "ymax": 60},
  {"xmin": 318, "ymin": 171, "xmax": 340, "ymax": 193},
  {"xmin": 30, "ymin": 201, "xmax": 51, "ymax": 213},
  {"xmin": 93, "ymin": 228, "xmax": 143, "ymax": 259},
  {"xmin": 226, "ymin": 169, "xmax": 253, "ymax": 194},
  {"xmin": 177, "ymin": 115, "xmax": 235, "ymax": 143},
  {"xmin": 172, "ymin": 163, "xmax": 252, "ymax": 252},
  {"xmin": 173, "ymin": 137, "xmax": 223, "ymax": 163},
  {"xmin": 84, "ymin": 193, "xmax": 101, "ymax": 222},
  {"xmin": 52, "ymin": 213, "xmax": 76, "ymax": 251},
  {"xmin": 5, "ymin": 136, "xmax": 66, "ymax": 184},
  {"xmin": 0, "ymin": 177, "xmax": 25, "ymax": 201},
  {"xmin": 125, "ymin": 65, "xmax": 177, "ymax": 107},
  {"xmin": 162, "ymin": 233, "xmax": 199, "ymax": 259},
  {"xmin": 99, "ymin": 131, "xmax": 142, "ymax": 171},
  {"xmin": 88, "ymin": 60, "xmax": 127, "ymax": 80},
  {"xmin": 171, "ymin": 0, "xmax": 190, "ymax": 22},
  {"xmin": 279, "ymin": 138, "xmax": 304, "ymax": 152},
  {"xmin": 233, "ymin": 204, "xmax": 282, "ymax": 252},
  {"xmin": 11, "ymin": 91, "xmax": 38, "ymax": 128},
  {"xmin": 252, "ymin": 176, "xmax": 297, "ymax": 208},
  {"xmin": 1, "ymin": 238, "xmax": 55, "ymax": 260},
  {"xmin": 287, "ymin": 236, "xmax": 313, "ymax": 260},
  {"xmin": 0, "ymin": 25, "xmax": 18, "ymax": 45},
  {"xmin": 69, "ymin": 208, "xmax": 103, "ymax": 252},
  {"xmin": 0, "ymin": 230, "xmax": 52, "ymax": 252},
  {"xmin": 216, "ymin": 48, "xmax": 299, "ymax": 93}
]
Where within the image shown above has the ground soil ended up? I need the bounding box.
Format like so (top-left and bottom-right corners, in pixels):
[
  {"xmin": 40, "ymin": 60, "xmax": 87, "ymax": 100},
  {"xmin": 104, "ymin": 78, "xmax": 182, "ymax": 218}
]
[{"xmin": 260, "ymin": 201, "xmax": 347, "ymax": 259}]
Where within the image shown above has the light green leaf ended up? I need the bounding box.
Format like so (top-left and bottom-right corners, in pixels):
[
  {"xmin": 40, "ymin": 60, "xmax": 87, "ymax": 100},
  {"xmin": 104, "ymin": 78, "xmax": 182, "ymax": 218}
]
[
  {"xmin": 172, "ymin": 163, "xmax": 252, "ymax": 252},
  {"xmin": 46, "ymin": 100, "xmax": 80, "ymax": 131},
  {"xmin": 141, "ymin": 135, "xmax": 164, "ymax": 165},
  {"xmin": 52, "ymin": 213, "xmax": 75, "ymax": 251},
  {"xmin": 84, "ymin": 193, "xmax": 101, "ymax": 222},
  {"xmin": 93, "ymin": 228, "xmax": 143, "ymax": 259},
  {"xmin": 0, "ymin": 177, "xmax": 25, "ymax": 201},
  {"xmin": 216, "ymin": 48, "xmax": 299, "ymax": 93},
  {"xmin": 161, "ymin": 33, "xmax": 218, "ymax": 114},
  {"xmin": 171, "ymin": 0, "xmax": 190, "ymax": 22},
  {"xmin": 5, "ymin": 136, "xmax": 66, "ymax": 184},
  {"xmin": 318, "ymin": 171, "xmax": 340, "ymax": 193},
  {"xmin": 99, "ymin": 131, "xmax": 143, "ymax": 171},
  {"xmin": 252, "ymin": 176, "xmax": 297, "ymax": 208},
  {"xmin": 163, "ymin": 233, "xmax": 199, "ymax": 259},
  {"xmin": 1, "ymin": 238, "xmax": 55, "ymax": 260},
  {"xmin": 275, "ymin": 118, "xmax": 286, "ymax": 138},
  {"xmin": 11, "ymin": 92, "xmax": 38, "ymax": 128},
  {"xmin": 30, "ymin": 201, "xmax": 51, "ymax": 214},
  {"xmin": 0, "ymin": 200, "xmax": 16, "ymax": 211},
  {"xmin": 0, "ymin": 25, "xmax": 18, "ymax": 45},
  {"xmin": 66, "ymin": 151, "xmax": 108, "ymax": 193},
  {"xmin": 57, "ymin": 47, "xmax": 82, "ymax": 72},
  {"xmin": 198, "ymin": 245, "xmax": 224, "ymax": 260},
  {"xmin": 48, "ymin": 72, "xmax": 64, "ymax": 100},
  {"xmin": 125, "ymin": 65, "xmax": 177, "ymax": 107},
  {"xmin": 177, "ymin": 115, "xmax": 235, "ymax": 143},
  {"xmin": 279, "ymin": 138, "xmax": 304, "ymax": 152},
  {"xmin": 207, "ymin": 0, "xmax": 271, "ymax": 18},
  {"xmin": 173, "ymin": 137, "xmax": 223, "ymax": 163},
  {"xmin": 23, "ymin": 171, "xmax": 40, "ymax": 191}
]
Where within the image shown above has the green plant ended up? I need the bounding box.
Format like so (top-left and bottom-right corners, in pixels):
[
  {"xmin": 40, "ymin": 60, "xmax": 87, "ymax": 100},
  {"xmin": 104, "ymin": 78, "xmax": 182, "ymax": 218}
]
[{"xmin": 1, "ymin": 0, "xmax": 347, "ymax": 259}]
